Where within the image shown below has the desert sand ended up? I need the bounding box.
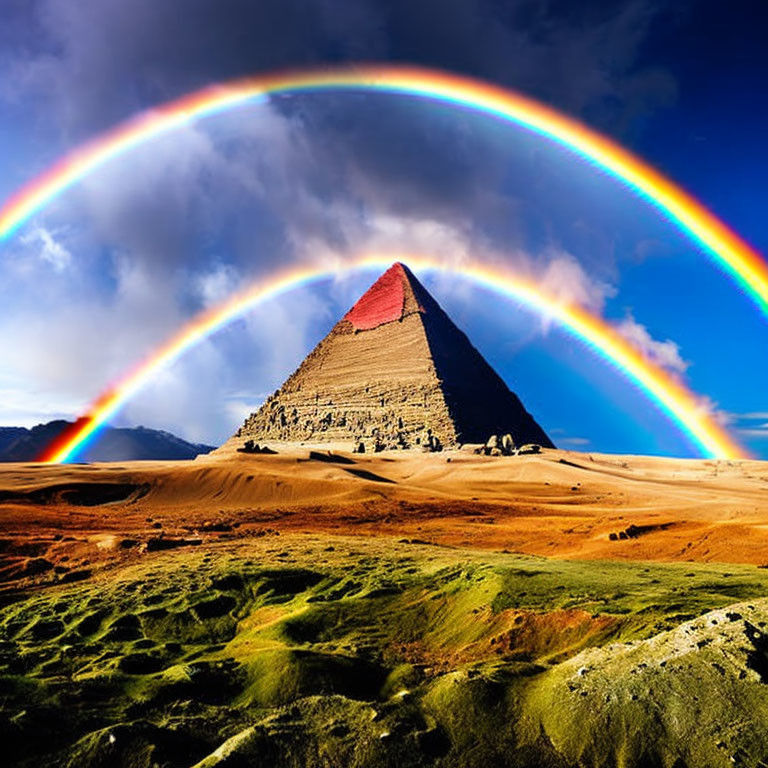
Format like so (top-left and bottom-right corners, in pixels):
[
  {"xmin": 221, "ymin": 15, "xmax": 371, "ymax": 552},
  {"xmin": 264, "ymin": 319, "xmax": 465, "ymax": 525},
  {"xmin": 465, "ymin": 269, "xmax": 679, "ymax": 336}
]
[
  {"xmin": 3, "ymin": 447, "xmax": 768, "ymax": 768},
  {"xmin": 2, "ymin": 447, "xmax": 767, "ymax": 587}
]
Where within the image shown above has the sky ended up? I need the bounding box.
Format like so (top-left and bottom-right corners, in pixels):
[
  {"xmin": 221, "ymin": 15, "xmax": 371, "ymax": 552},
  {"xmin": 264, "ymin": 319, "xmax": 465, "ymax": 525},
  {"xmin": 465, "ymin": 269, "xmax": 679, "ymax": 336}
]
[{"xmin": 0, "ymin": 0, "xmax": 766, "ymax": 458}]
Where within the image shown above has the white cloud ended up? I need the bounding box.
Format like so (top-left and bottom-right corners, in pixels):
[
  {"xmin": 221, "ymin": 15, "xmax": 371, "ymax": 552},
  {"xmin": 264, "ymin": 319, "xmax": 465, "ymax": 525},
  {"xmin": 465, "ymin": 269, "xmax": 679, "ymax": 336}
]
[
  {"xmin": 696, "ymin": 394, "xmax": 726, "ymax": 422},
  {"xmin": 223, "ymin": 397, "xmax": 263, "ymax": 427},
  {"xmin": 290, "ymin": 210, "xmax": 620, "ymax": 321},
  {"xmin": 194, "ymin": 263, "xmax": 241, "ymax": 307},
  {"xmin": 736, "ymin": 427, "xmax": 768, "ymax": 439},
  {"xmin": 721, "ymin": 412, "xmax": 768, "ymax": 440},
  {"xmin": 558, "ymin": 436, "xmax": 591, "ymax": 446},
  {"xmin": 0, "ymin": 373, "xmax": 85, "ymax": 427},
  {"xmin": 614, "ymin": 313, "xmax": 688, "ymax": 374},
  {"xmin": 537, "ymin": 250, "xmax": 616, "ymax": 312},
  {"xmin": 19, "ymin": 226, "xmax": 73, "ymax": 272}
]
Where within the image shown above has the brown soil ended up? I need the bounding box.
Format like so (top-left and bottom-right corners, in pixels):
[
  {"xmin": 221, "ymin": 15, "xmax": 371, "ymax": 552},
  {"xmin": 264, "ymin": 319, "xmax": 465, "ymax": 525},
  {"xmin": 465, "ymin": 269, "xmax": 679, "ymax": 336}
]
[{"xmin": 1, "ymin": 446, "xmax": 767, "ymax": 593}]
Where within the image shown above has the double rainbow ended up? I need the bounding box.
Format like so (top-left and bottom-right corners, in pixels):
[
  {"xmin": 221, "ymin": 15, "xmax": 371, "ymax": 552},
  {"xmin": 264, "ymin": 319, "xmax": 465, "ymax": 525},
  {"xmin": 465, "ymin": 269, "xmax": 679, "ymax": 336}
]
[
  {"xmin": 40, "ymin": 255, "xmax": 746, "ymax": 463},
  {"xmin": 0, "ymin": 64, "xmax": 758, "ymax": 461},
  {"xmin": 1, "ymin": 65, "xmax": 767, "ymax": 318}
]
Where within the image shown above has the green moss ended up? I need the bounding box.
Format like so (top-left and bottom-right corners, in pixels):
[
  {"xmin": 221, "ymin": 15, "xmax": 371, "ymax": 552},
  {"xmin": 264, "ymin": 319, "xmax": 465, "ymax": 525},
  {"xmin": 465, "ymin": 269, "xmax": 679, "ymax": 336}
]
[{"xmin": 4, "ymin": 536, "xmax": 768, "ymax": 766}]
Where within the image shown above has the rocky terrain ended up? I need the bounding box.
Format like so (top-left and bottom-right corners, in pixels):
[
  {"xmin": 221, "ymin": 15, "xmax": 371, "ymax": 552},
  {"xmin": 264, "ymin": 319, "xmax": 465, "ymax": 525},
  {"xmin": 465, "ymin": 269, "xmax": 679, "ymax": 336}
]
[
  {"xmin": 234, "ymin": 264, "xmax": 552, "ymax": 453},
  {"xmin": 2, "ymin": 447, "xmax": 768, "ymax": 766}
]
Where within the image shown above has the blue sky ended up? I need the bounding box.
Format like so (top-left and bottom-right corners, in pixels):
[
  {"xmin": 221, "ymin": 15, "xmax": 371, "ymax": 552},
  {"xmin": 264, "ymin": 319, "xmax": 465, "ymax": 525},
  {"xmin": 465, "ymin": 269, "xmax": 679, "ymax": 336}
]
[{"xmin": 0, "ymin": 0, "xmax": 766, "ymax": 457}]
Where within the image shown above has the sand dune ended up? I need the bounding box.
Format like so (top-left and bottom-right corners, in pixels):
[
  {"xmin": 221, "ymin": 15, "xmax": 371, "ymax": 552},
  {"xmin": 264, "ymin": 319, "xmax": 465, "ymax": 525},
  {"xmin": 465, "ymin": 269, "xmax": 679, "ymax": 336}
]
[{"xmin": 1, "ymin": 447, "xmax": 768, "ymax": 593}]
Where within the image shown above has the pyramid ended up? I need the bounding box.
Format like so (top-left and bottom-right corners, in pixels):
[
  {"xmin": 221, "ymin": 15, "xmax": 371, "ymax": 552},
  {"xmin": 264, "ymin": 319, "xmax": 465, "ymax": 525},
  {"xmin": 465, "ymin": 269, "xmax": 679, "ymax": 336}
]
[{"xmin": 234, "ymin": 263, "xmax": 553, "ymax": 451}]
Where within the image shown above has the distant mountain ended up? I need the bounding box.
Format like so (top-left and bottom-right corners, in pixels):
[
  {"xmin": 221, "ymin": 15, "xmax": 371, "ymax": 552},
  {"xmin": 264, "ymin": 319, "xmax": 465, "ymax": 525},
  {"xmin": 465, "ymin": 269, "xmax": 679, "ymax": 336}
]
[
  {"xmin": 0, "ymin": 427, "xmax": 28, "ymax": 457},
  {"xmin": 0, "ymin": 420, "xmax": 215, "ymax": 462}
]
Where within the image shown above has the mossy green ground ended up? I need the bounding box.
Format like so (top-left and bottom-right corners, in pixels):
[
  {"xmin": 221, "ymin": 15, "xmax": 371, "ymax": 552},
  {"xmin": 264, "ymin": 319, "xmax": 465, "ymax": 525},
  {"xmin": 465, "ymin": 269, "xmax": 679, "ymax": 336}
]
[{"xmin": 3, "ymin": 534, "xmax": 768, "ymax": 767}]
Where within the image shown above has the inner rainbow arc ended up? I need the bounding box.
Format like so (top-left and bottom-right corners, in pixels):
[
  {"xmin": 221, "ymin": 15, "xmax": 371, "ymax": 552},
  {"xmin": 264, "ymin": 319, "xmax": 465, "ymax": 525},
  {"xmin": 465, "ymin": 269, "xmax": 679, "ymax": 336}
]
[{"xmin": 39, "ymin": 255, "xmax": 747, "ymax": 464}]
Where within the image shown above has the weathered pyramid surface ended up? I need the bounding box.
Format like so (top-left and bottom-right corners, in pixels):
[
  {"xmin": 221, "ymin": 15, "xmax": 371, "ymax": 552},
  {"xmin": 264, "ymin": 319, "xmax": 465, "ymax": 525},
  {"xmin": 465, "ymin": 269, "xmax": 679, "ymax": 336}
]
[{"xmin": 235, "ymin": 263, "xmax": 553, "ymax": 451}]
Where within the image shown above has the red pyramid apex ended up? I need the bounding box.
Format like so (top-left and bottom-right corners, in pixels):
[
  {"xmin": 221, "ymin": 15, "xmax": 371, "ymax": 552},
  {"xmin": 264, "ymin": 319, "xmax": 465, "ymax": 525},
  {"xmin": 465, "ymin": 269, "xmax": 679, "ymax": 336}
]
[{"xmin": 344, "ymin": 263, "xmax": 409, "ymax": 331}]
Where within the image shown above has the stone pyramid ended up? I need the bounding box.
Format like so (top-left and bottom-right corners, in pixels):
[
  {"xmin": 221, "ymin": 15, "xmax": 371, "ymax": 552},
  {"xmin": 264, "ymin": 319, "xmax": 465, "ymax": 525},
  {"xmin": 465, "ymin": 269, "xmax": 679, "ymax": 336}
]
[{"xmin": 234, "ymin": 263, "xmax": 553, "ymax": 451}]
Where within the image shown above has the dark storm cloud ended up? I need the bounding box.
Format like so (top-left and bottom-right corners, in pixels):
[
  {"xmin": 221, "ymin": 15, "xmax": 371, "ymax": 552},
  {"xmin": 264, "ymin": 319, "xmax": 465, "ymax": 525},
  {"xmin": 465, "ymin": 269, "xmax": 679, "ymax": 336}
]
[
  {"xmin": 11, "ymin": 0, "xmax": 675, "ymax": 137},
  {"xmin": 381, "ymin": 0, "xmax": 676, "ymax": 125},
  {"xmin": 1, "ymin": 0, "xmax": 678, "ymax": 268},
  {"xmin": 8, "ymin": 0, "xmax": 383, "ymax": 136},
  {"xmin": 0, "ymin": 0, "xmax": 690, "ymax": 293}
]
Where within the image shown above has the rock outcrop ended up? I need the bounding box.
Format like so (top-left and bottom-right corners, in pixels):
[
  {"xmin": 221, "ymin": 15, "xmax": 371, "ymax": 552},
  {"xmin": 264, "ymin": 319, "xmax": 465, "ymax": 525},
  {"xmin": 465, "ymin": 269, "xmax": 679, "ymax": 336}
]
[{"xmin": 234, "ymin": 263, "xmax": 553, "ymax": 452}]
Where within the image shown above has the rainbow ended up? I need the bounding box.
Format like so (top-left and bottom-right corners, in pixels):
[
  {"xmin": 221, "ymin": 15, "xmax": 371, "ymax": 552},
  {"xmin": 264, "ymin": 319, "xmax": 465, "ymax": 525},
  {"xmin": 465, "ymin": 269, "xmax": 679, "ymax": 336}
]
[
  {"xmin": 40, "ymin": 255, "xmax": 746, "ymax": 463},
  {"xmin": 1, "ymin": 65, "xmax": 767, "ymax": 317}
]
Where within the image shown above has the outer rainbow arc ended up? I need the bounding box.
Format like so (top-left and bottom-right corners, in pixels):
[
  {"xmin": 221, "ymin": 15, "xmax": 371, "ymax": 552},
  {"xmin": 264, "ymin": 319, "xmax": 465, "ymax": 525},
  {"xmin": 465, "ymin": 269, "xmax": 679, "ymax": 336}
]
[
  {"xmin": 40, "ymin": 255, "xmax": 746, "ymax": 464},
  {"xmin": 1, "ymin": 65, "xmax": 767, "ymax": 318}
]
